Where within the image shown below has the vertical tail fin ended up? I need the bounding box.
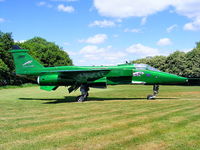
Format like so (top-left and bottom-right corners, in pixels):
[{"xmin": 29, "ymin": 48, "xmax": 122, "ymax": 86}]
[{"xmin": 10, "ymin": 46, "xmax": 44, "ymax": 75}]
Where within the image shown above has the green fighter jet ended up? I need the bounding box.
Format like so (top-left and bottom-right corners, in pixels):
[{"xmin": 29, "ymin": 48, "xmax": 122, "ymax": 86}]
[{"xmin": 10, "ymin": 46, "xmax": 196, "ymax": 102}]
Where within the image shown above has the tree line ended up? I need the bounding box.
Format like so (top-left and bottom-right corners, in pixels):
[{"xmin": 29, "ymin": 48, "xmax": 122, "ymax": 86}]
[
  {"xmin": 1, "ymin": 30, "xmax": 200, "ymax": 86},
  {"xmin": 0, "ymin": 31, "xmax": 73, "ymax": 86},
  {"xmin": 132, "ymin": 42, "xmax": 200, "ymax": 78}
]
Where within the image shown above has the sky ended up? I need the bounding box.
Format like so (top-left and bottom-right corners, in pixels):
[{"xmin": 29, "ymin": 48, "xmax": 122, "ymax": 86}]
[{"xmin": 0, "ymin": 0, "xmax": 200, "ymax": 66}]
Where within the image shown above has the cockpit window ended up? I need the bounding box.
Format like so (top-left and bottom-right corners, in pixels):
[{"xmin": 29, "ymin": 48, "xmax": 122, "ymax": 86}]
[
  {"xmin": 147, "ymin": 66, "xmax": 161, "ymax": 72},
  {"xmin": 134, "ymin": 64, "xmax": 160, "ymax": 72},
  {"xmin": 134, "ymin": 64, "xmax": 147, "ymax": 70}
]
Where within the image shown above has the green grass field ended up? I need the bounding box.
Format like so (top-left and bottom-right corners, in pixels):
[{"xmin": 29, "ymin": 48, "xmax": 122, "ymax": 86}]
[{"xmin": 0, "ymin": 85, "xmax": 200, "ymax": 150}]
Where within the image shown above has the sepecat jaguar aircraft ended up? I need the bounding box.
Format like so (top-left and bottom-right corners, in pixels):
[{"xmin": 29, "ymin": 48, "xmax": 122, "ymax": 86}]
[{"xmin": 10, "ymin": 45, "xmax": 198, "ymax": 102}]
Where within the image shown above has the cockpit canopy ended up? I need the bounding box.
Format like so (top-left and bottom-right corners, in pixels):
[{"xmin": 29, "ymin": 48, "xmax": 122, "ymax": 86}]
[{"xmin": 134, "ymin": 64, "xmax": 160, "ymax": 72}]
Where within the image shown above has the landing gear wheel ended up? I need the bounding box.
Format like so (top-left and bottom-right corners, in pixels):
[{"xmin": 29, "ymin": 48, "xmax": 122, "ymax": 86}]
[
  {"xmin": 147, "ymin": 95, "xmax": 155, "ymax": 100},
  {"xmin": 76, "ymin": 95, "xmax": 85, "ymax": 102},
  {"xmin": 77, "ymin": 84, "xmax": 90, "ymax": 102},
  {"xmin": 147, "ymin": 85, "xmax": 159, "ymax": 100}
]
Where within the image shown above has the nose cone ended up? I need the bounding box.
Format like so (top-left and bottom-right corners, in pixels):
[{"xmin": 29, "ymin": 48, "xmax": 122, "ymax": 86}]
[{"xmin": 160, "ymin": 73, "xmax": 188, "ymax": 85}]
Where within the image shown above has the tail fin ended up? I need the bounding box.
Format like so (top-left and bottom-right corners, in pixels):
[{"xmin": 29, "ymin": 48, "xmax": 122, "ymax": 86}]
[{"xmin": 10, "ymin": 45, "xmax": 44, "ymax": 75}]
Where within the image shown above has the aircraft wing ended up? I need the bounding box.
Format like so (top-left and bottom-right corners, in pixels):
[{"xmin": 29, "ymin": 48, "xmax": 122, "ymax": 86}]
[
  {"xmin": 40, "ymin": 69, "xmax": 111, "ymax": 92},
  {"xmin": 41, "ymin": 69, "xmax": 111, "ymax": 82},
  {"xmin": 41, "ymin": 69, "xmax": 110, "ymax": 73}
]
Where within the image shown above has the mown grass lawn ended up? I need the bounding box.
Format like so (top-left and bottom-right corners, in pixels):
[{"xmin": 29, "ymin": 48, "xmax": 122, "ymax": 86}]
[{"xmin": 0, "ymin": 85, "xmax": 200, "ymax": 150}]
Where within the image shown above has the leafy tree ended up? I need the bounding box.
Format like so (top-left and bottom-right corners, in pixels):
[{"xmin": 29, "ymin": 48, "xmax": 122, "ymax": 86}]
[
  {"xmin": 185, "ymin": 42, "xmax": 200, "ymax": 77},
  {"xmin": 0, "ymin": 32, "xmax": 15, "ymax": 85},
  {"xmin": 0, "ymin": 31, "xmax": 14, "ymax": 71},
  {"xmin": 18, "ymin": 37, "xmax": 73, "ymax": 67},
  {"xmin": 0, "ymin": 59, "xmax": 9, "ymax": 77},
  {"xmin": 164, "ymin": 51, "xmax": 187, "ymax": 76}
]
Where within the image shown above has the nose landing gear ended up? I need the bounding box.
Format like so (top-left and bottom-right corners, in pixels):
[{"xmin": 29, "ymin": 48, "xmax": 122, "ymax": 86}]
[
  {"xmin": 76, "ymin": 84, "xmax": 89, "ymax": 102},
  {"xmin": 147, "ymin": 85, "xmax": 159, "ymax": 100}
]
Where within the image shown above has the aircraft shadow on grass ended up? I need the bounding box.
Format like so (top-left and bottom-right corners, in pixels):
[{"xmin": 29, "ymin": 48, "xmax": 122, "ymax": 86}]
[{"xmin": 19, "ymin": 96, "xmax": 177, "ymax": 104}]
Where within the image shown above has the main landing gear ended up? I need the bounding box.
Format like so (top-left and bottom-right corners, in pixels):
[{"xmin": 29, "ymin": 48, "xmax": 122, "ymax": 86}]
[
  {"xmin": 147, "ymin": 85, "xmax": 159, "ymax": 100},
  {"xmin": 76, "ymin": 84, "xmax": 89, "ymax": 102}
]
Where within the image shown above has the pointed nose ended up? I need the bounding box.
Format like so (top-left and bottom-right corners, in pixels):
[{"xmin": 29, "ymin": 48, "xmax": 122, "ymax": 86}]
[{"xmin": 160, "ymin": 73, "xmax": 187, "ymax": 84}]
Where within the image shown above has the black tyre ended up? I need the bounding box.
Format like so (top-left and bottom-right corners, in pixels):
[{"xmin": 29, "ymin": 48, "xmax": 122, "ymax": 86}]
[
  {"xmin": 76, "ymin": 95, "xmax": 84, "ymax": 102},
  {"xmin": 147, "ymin": 95, "xmax": 155, "ymax": 100}
]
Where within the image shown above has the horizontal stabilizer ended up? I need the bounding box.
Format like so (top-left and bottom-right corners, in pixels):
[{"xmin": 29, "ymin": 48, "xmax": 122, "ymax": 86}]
[{"xmin": 40, "ymin": 86, "xmax": 58, "ymax": 91}]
